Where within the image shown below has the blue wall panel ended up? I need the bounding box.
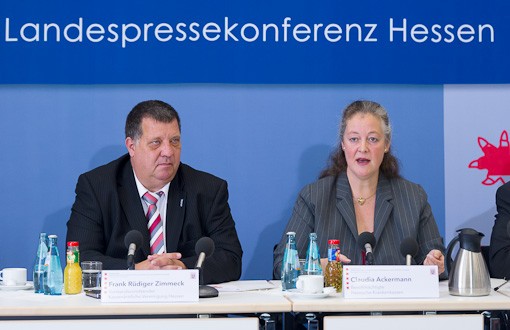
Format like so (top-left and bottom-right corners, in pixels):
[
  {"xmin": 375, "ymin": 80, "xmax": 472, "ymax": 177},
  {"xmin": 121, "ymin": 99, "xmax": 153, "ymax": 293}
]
[{"xmin": 0, "ymin": 85, "xmax": 443, "ymax": 279}]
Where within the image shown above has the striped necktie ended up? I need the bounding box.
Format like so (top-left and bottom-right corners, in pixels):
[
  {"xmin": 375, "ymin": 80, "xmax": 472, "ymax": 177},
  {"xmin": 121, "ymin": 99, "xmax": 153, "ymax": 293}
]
[{"xmin": 142, "ymin": 191, "xmax": 165, "ymax": 255}]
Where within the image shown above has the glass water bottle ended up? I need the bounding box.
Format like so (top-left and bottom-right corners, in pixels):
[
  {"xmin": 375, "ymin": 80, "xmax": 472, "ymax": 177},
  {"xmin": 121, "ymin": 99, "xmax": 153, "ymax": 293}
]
[
  {"xmin": 281, "ymin": 231, "xmax": 300, "ymax": 291},
  {"xmin": 304, "ymin": 232, "xmax": 322, "ymax": 275},
  {"xmin": 33, "ymin": 232, "xmax": 48, "ymax": 293},
  {"xmin": 45, "ymin": 235, "xmax": 63, "ymax": 295}
]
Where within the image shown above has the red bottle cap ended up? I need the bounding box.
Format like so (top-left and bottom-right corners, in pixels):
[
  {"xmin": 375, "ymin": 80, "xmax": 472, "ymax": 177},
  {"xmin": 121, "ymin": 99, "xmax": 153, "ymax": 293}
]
[
  {"xmin": 67, "ymin": 241, "xmax": 79, "ymax": 247},
  {"xmin": 328, "ymin": 239, "xmax": 340, "ymax": 244}
]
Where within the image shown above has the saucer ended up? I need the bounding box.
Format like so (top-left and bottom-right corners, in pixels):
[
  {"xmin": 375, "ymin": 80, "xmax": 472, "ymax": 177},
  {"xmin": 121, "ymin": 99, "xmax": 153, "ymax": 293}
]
[
  {"xmin": 285, "ymin": 287, "xmax": 334, "ymax": 299},
  {"xmin": 291, "ymin": 291, "xmax": 330, "ymax": 299},
  {"xmin": 0, "ymin": 281, "xmax": 33, "ymax": 291}
]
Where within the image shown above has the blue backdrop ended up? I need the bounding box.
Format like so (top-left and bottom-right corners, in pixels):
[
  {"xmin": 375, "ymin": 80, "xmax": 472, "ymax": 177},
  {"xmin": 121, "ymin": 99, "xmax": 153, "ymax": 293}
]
[
  {"xmin": 1, "ymin": 1, "xmax": 509, "ymax": 84},
  {"xmin": 0, "ymin": 85, "xmax": 443, "ymax": 280}
]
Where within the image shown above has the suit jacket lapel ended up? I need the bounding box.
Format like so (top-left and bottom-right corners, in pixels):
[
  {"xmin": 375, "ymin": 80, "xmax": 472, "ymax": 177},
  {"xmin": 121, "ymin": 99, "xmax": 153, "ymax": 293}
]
[
  {"xmin": 118, "ymin": 160, "xmax": 152, "ymax": 258},
  {"xmin": 335, "ymin": 173, "xmax": 394, "ymax": 244},
  {"xmin": 165, "ymin": 165, "xmax": 186, "ymax": 253},
  {"xmin": 373, "ymin": 175, "xmax": 394, "ymax": 244},
  {"xmin": 335, "ymin": 173, "xmax": 358, "ymax": 239}
]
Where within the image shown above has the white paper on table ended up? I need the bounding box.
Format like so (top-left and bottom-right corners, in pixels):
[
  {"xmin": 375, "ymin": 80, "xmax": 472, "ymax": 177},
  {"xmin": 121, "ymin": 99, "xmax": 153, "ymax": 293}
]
[{"xmin": 211, "ymin": 280, "xmax": 276, "ymax": 292}]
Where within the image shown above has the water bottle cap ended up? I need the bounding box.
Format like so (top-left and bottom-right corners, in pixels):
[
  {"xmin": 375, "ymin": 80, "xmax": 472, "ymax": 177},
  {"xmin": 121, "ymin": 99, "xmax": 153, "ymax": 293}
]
[
  {"xmin": 328, "ymin": 239, "xmax": 340, "ymax": 244},
  {"xmin": 286, "ymin": 231, "xmax": 296, "ymax": 236},
  {"xmin": 67, "ymin": 241, "xmax": 79, "ymax": 247}
]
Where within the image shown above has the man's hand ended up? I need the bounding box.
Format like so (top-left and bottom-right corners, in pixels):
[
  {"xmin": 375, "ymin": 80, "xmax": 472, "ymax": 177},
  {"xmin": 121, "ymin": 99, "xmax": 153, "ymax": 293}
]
[{"xmin": 135, "ymin": 252, "xmax": 187, "ymax": 270}]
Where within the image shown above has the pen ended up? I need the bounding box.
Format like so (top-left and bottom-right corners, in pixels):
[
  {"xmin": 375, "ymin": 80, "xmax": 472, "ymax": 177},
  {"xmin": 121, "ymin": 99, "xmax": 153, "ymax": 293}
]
[{"xmin": 494, "ymin": 278, "xmax": 509, "ymax": 292}]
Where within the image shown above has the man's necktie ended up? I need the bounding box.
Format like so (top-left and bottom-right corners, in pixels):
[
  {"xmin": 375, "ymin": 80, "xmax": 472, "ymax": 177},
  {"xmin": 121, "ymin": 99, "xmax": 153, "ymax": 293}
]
[{"xmin": 142, "ymin": 191, "xmax": 165, "ymax": 255}]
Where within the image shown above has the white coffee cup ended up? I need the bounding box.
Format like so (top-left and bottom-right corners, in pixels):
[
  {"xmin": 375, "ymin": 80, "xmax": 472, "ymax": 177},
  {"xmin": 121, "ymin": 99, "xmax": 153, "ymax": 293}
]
[
  {"xmin": 0, "ymin": 268, "xmax": 27, "ymax": 286},
  {"xmin": 296, "ymin": 274, "xmax": 324, "ymax": 294}
]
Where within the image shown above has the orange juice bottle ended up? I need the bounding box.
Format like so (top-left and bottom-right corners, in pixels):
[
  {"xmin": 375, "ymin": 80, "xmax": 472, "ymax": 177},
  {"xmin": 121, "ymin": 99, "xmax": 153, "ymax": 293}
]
[{"xmin": 64, "ymin": 241, "xmax": 82, "ymax": 294}]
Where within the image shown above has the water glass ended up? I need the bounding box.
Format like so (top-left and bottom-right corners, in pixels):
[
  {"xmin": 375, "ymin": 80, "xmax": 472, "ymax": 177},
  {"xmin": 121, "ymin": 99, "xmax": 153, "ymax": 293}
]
[
  {"xmin": 299, "ymin": 259, "xmax": 306, "ymax": 275},
  {"xmin": 81, "ymin": 261, "xmax": 102, "ymax": 291}
]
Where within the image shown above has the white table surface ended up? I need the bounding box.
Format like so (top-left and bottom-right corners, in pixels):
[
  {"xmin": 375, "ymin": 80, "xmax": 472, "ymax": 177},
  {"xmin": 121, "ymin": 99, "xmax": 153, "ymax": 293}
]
[
  {"xmin": 2, "ymin": 279, "xmax": 508, "ymax": 318},
  {"xmin": 289, "ymin": 278, "xmax": 510, "ymax": 313},
  {"xmin": 0, "ymin": 280, "xmax": 291, "ymax": 318}
]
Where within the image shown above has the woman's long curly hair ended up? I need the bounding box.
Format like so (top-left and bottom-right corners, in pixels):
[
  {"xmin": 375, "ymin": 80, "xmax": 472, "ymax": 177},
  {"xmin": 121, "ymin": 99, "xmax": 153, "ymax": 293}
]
[{"xmin": 319, "ymin": 100, "xmax": 400, "ymax": 179}]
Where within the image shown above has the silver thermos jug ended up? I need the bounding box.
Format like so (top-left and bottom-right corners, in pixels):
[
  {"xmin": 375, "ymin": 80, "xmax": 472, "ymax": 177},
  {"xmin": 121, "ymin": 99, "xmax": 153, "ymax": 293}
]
[{"xmin": 446, "ymin": 228, "xmax": 491, "ymax": 296}]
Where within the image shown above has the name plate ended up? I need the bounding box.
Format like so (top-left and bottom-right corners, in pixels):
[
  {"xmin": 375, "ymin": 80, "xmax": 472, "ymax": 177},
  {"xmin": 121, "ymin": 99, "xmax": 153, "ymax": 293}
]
[
  {"xmin": 343, "ymin": 265, "xmax": 439, "ymax": 299},
  {"xmin": 101, "ymin": 269, "xmax": 199, "ymax": 303}
]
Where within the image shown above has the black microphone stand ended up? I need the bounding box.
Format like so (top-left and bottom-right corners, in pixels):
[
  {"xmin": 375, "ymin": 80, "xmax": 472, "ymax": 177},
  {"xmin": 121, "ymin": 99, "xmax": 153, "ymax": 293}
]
[
  {"xmin": 127, "ymin": 255, "xmax": 135, "ymax": 270},
  {"xmin": 366, "ymin": 252, "xmax": 375, "ymax": 265},
  {"xmin": 197, "ymin": 265, "xmax": 219, "ymax": 298}
]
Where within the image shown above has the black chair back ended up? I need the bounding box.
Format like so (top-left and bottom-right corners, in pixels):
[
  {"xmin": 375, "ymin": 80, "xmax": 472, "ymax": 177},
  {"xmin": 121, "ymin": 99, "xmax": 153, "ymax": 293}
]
[{"xmin": 481, "ymin": 245, "xmax": 492, "ymax": 277}]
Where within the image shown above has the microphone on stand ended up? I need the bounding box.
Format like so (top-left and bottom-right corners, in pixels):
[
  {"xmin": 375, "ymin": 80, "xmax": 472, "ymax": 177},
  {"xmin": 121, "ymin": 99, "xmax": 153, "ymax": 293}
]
[
  {"xmin": 194, "ymin": 237, "xmax": 218, "ymax": 298},
  {"xmin": 358, "ymin": 232, "xmax": 376, "ymax": 265},
  {"xmin": 124, "ymin": 230, "xmax": 143, "ymax": 270},
  {"xmin": 400, "ymin": 237, "xmax": 419, "ymax": 266}
]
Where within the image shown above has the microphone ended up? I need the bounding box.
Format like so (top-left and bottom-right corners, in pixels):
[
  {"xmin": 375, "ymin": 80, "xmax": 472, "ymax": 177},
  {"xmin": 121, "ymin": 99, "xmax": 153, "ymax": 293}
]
[
  {"xmin": 124, "ymin": 230, "xmax": 143, "ymax": 270},
  {"xmin": 195, "ymin": 237, "xmax": 215, "ymax": 269},
  {"xmin": 194, "ymin": 237, "xmax": 218, "ymax": 298},
  {"xmin": 358, "ymin": 232, "xmax": 376, "ymax": 265},
  {"xmin": 400, "ymin": 237, "xmax": 419, "ymax": 266}
]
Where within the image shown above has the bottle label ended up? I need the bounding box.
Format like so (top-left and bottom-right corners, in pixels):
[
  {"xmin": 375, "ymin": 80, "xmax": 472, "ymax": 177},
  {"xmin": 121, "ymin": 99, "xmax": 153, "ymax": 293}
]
[
  {"xmin": 287, "ymin": 249, "xmax": 298, "ymax": 267},
  {"xmin": 44, "ymin": 252, "xmax": 50, "ymax": 267},
  {"xmin": 66, "ymin": 250, "xmax": 79, "ymax": 264},
  {"xmin": 328, "ymin": 247, "xmax": 340, "ymax": 261}
]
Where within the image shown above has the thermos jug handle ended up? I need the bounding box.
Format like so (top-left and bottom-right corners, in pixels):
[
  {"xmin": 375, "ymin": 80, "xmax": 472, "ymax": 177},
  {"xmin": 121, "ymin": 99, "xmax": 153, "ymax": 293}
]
[{"xmin": 445, "ymin": 235, "xmax": 459, "ymax": 275}]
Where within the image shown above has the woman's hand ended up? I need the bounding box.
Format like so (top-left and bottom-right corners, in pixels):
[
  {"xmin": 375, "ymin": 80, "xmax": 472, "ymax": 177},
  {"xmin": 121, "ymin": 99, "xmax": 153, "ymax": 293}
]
[
  {"xmin": 423, "ymin": 249, "xmax": 445, "ymax": 274},
  {"xmin": 320, "ymin": 254, "xmax": 351, "ymax": 270}
]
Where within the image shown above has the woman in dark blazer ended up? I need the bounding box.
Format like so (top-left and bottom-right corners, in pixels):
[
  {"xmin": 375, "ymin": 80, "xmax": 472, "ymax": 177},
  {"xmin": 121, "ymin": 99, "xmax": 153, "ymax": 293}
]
[{"xmin": 273, "ymin": 100, "xmax": 445, "ymax": 279}]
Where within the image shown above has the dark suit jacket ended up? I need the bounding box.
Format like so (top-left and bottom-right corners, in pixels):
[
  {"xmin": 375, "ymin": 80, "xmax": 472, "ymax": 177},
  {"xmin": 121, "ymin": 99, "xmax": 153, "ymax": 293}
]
[
  {"xmin": 273, "ymin": 172, "xmax": 445, "ymax": 279},
  {"xmin": 489, "ymin": 182, "xmax": 510, "ymax": 279},
  {"xmin": 66, "ymin": 154, "xmax": 243, "ymax": 284}
]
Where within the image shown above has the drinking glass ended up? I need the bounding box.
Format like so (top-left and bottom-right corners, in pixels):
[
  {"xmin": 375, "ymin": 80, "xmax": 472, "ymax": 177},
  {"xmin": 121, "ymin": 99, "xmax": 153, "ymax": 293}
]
[{"xmin": 81, "ymin": 261, "xmax": 102, "ymax": 291}]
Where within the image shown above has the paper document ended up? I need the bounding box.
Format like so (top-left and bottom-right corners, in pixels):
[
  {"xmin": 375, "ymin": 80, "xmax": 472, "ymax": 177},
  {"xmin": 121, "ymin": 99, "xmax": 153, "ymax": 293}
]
[{"xmin": 211, "ymin": 280, "xmax": 276, "ymax": 292}]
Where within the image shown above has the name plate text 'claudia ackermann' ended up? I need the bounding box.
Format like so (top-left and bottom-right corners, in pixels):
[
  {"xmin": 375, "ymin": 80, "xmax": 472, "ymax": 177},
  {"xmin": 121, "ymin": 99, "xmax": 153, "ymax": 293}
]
[{"xmin": 343, "ymin": 265, "xmax": 439, "ymax": 299}]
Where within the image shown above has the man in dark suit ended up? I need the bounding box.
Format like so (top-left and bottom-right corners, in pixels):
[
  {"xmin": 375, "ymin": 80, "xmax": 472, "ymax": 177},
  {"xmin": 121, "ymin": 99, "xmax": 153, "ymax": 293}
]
[
  {"xmin": 490, "ymin": 181, "xmax": 510, "ymax": 279},
  {"xmin": 66, "ymin": 100, "xmax": 242, "ymax": 284}
]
